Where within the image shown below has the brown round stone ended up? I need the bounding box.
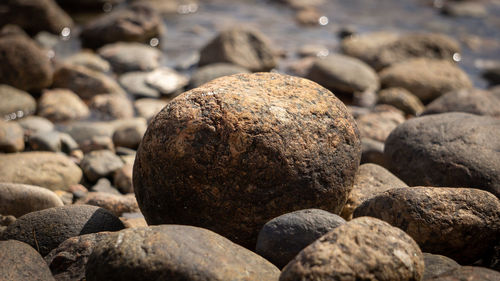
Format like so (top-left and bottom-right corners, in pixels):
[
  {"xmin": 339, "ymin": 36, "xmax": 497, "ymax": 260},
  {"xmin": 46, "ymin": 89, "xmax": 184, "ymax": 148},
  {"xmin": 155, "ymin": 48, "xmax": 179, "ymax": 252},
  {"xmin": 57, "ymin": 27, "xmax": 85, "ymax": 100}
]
[
  {"xmin": 0, "ymin": 240, "xmax": 55, "ymax": 281},
  {"xmin": 279, "ymin": 216, "xmax": 424, "ymax": 281},
  {"xmin": 134, "ymin": 73, "xmax": 361, "ymax": 248}
]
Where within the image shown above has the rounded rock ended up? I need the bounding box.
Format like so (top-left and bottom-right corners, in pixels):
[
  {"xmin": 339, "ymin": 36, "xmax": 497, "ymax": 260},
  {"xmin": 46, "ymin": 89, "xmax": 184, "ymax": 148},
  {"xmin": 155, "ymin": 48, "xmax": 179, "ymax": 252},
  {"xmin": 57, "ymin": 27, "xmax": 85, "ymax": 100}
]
[
  {"xmin": 89, "ymin": 94, "xmax": 134, "ymax": 121},
  {"xmin": 356, "ymin": 107, "xmax": 405, "ymax": 143},
  {"xmin": 98, "ymin": 42, "xmax": 162, "ymax": 74},
  {"xmin": 45, "ymin": 232, "xmax": 112, "ymax": 281},
  {"xmin": 256, "ymin": 209, "xmax": 346, "ymax": 269},
  {"xmin": 1, "ymin": 205, "xmax": 125, "ymax": 256},
  {"xmin": 0, "ymin": 84, "xmax": 36, "ymax": 119},
  {"xmin": 38, "ymin": 88, "xmax": 90, "ymax": 122},
  {"xmin": 133, "ymin": 73, "xmax": 361, "ymax": 248},
  {"xmin": 85, "ymin": 225, "xmax": 280, "ymax": 281},
  {"xmin": 0, "ymin": 152, "xmax": 82, "ymax": 191},
  {"xmin": 0, "ymin": 35, "xmax": 53, "ymax": 91},
  {"xmin": 421, "ymin": 88, "xmax": 500, "ymax": 117},
  {"xmin": 0, "ymin": 182, "xmax": 64, "ymax": 217},
  {"xmin": 379, "ymin": 58, "xmax": 472, "ymax": 102},
  {"xmin": 279, "ymin": 216, "xmax": 424, "ymax": 281},
  {"xmin": 377, "ymin": 87, "xmax": 424, "ymax": 116},
  {"xmin": 0, "ymin": 120, "xmax": 25, "ymax": 152},
  {"xmin": 353, "ymin": 187, "xmax": 500, "ymax": 264},
  {"xmin": 423, "ymin": 253, "xmax": 460, "ymax": 280},
  {"xmin": 80, "ymin": 150, "xmax": 124, "ymax": 183},
  {"xmin": 189, "ymin": 63, "xmax": 250, "ymax": 89},
  {"xmin": 306, "ymin": 53, "xmax": 380, "ymax": 95},
  {"xmin": 340, "ymin": 163, "xmax": 407, "ymax": 220},
  {"xmin": 76, "ymin": 192, "xmax": 139, "ymax": 216},
  {"xmin": 199, "ymin": 27, "xmax": 278, "ymax": 72},
  {"xmin": 385, "ymin": 112, "xmax": 500, "ymax": 197},
  {"xmin": 427, "ymin": 266, "xmax": 500, "ymax": 281},
  {"xmin": 0, "ymin": 240, "xmax": 55, "ymax": 281}
]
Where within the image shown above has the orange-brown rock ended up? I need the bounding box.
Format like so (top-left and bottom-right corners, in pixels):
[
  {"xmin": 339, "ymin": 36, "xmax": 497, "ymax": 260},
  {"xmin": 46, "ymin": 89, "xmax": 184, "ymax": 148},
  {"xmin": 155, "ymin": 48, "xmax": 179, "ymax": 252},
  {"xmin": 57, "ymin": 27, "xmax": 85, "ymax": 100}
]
[{"xmin": 134, "ymin": 73, "xmax": 361, "ymax": 248}]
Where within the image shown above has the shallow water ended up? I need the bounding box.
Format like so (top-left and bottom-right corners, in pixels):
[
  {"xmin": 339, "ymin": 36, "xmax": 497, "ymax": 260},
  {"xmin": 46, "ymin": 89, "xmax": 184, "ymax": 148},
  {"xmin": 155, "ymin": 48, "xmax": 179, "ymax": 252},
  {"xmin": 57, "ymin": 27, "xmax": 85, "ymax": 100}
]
[{"xmin": 56, "ymin": 0, "xmax": 500, "ymax": 88}]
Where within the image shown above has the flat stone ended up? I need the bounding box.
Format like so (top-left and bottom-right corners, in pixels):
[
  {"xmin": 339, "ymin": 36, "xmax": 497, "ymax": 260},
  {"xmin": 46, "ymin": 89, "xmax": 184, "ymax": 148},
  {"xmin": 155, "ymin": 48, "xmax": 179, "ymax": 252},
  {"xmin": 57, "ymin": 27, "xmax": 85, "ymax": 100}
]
[
  {"xmin": 0, "ymin": 183, "xmax": 64, "ymax": 217},
  {"xmin": 356, "ymin": 107, "xmax": 405, "ymax": 142},
  {"xmin": 189, "ymin": 63, "xmax": 250, "ymax": 89},
  {"xmin": 89, "ymin": 94, "xmax": 134, "ymax": 121},
  {"xmin": 98, "ymin": 42, "xmax": 163, "ymax": 73},
  {"xmin": 76, "ymin": 192, "xmax": 139, "ymax": 216},
  {"xmin": 64, "ymin": 51, "xmax": 111, "ymax": 73},
  {"xmin": 133, "ymin": 73, "xmax": 361, "ymax": 248},
  {"xmin": 377, "ymin": 87, "xmax": 424, "ymax": 116},
  {"xmin": 145, "ymin": 67, "xmax": 188, "ymax": 96},
  {"xmin": 85, "ymin": 225, "xmax": 280, "ymax": 281},
  {"xmin": 0, "ymin": 152, "xmax": 82, "ymax": 191},
  {"xmin": 119, "ymin": 72, "xmax": 160, "ymax": 99},
  {"xmin": 354, "ymin": 187, "xmax": 500, "ymax": 264}
]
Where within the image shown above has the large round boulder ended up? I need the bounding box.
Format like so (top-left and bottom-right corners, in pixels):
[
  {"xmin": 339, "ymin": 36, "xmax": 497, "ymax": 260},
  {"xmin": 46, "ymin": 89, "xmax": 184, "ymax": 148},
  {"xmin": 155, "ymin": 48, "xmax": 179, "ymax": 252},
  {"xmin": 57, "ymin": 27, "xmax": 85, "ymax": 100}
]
[
  {"xmin": 133, "ymin": 73, "xmax": 361, "ymax": 247},
  {"xmin": 353, "ymin": 187, "xmax": 500, "ymax": 264},
  {"xmin": 85, "ymin": 225, "xmax": 280, "ymax": 281},
  {"xmin": 385, "ymin": 112, "xmax": 500, "ymax": 198}
]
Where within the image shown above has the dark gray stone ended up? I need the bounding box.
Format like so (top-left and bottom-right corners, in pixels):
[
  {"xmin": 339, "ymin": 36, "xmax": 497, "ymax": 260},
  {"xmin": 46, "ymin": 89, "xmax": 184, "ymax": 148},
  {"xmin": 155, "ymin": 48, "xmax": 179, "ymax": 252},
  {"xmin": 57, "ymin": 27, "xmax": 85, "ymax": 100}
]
[
  {"xmin": 1, "ymin": 205, "xmax": 125, "ymax": 256},
  {"xmin": 385, "ymin": 112, "xmax": 500, "ymax": 197},
  {"xmin": 256, "ymin": 209, "xmax": 346, "ymax": 269}
]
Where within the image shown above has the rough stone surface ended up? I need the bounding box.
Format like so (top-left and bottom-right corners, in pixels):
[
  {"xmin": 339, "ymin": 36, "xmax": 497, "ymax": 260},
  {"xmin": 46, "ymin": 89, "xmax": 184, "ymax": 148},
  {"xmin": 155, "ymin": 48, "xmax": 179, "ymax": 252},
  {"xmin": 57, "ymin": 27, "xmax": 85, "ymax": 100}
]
[
  {"xmin": 0, "ymin": 152, "xmax": 82, "ymax": 191},
  {"xmin": 89, "ymin": 94, "xmax": 134, "ymax": 120},
  {"xmin": 341, "ymin": 32, "xmax": 460, "ymax": 70},
  {"xmin": 356, "ymin": 107, "xmax": 405, "ymax": 143},
  {"xmin": 377, "ymin": 87, "xmax": 424, "ymax": 116},
  {"xmin": 45, "ymin": 232, "xmax": 111, "ymax": 281},
  {"xmin": 256, "ymin": 209, "xmax": 346, "ymax": 269},
  {"xmin": 98, "ymin": 42, "xmax": 162, "ymax": 73},
  {"xmin": 0, "ymin": 240, "xmax": 55, "ymax": 281},
  {"xmin": 427, "ymin": 266, "xmax": 500, "ymax": 281},
  {"xmin": 81, "ymin": 150, "xmax": 124, "ymax": 183},
  {"xmin": 385, "ymin": 113, "xmax": 500, "ymax": 197},
  {"xmin": 0, "ymin": 0, "xmax": 73, "ymax": 35},
  {"xmin": 1, "ymin": 205, "xmax": 125, "ymax": 256},
  {"xmin": 0, "ymin": 84, "xmax": 36, "ymax": 120},
  {"xmin": 306, "ymin": 54, "xmax": 379, "ymax": 95},
  {"xmin": 423, "ymin": 253, "xmax": 460, "ymax": 280},
  {"xmin": 80, "ymin": 3, "xmax": 163, "ymax": 49},
  {"xmin": 353, "ymin": 187, "xmax": 500, "ymax": 264},
  {"xmin": 38, "ymin": 88, "xmax": 90, "ymax": 122},
  {"xmin": 421, "ymin": 88, "xmax": 500, "ymax": 117},
  {"xmin": 86, "ymin": 225, "xmax": 280, "ymax": 281},
  {"xmin": 341, "ymin": 163, "xmax": 407, "ymax": 220},
  {"xmin": 0, "ymin": 35, "xmax": 53, "ymax": 91},
  {"xmin": 53, "ymin": 64, "xmax": 125, "ymax": 100},
  {"xmin": 134, "ymin": 73, "xmax": 361, "ymax": 248},
  {"xmin": 189, "ymin": 63, "xmax": 250, "ymax": 89},
  {"xmin": 76, "ymin": 192, "xmax": 139, "ymax": 216},
  {"xmin": 0, "ymin": 120, "xmax": 25, "ymax": 152},
  {"xmin": 280, "ymin": 216, "xmax": 424, "ymax": 281},
  {"xmin": 199, "ymin": 27, "xmax": 278, "ymax": 72},
  {"xmin": 380, "ymin": 58, "xmax": 472, "ymax": 102},
  {"xmin": 0, "ymin": 183, "xmax": 64, "ymax": 217}
]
